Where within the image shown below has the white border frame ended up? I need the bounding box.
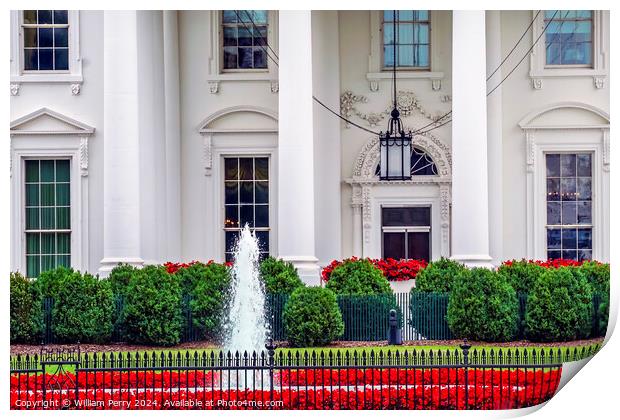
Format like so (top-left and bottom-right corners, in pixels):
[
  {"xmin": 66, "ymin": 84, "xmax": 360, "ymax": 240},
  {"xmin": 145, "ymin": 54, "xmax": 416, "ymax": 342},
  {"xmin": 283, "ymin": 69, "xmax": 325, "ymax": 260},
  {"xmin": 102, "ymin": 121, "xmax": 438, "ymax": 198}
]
[
  {"xmin": 10, "ymin": 10, "xmax": 83, "ymax": 91},
  {"xmin": 529, "ymin": 10, "xmax": 608, "ymax": 89}
]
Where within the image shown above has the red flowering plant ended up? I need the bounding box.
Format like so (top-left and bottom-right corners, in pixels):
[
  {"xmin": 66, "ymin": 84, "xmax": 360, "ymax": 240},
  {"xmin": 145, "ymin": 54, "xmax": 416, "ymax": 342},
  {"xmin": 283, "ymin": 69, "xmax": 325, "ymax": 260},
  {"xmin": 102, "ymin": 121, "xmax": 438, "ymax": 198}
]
[
  {"xmin": 501, "ymin": 258, "xmax": 586, "ymax": 269},
  {"xmin": 322, "ymin": 257, "xmax": 427, "ymax": 282},
  {"xmin": 164, "ymin": 260, "xmax": 233, "ymax": 274}
]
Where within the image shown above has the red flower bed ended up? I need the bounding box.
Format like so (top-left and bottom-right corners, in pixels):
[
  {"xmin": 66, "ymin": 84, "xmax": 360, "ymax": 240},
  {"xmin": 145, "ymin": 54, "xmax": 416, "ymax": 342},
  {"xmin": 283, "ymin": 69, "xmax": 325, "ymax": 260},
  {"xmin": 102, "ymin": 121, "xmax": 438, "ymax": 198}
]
[
  {"xmin": 164, "ymin": 260, "xmax": 232, "ymax": 274},
  {"xmin": 10, "ymin": 367, "xmax": 561, "ymax": 410},
  {"xmin": 322, "ymin": 257, "xmax": 427, "ymax": 282},
  {"xmin": 500, "ymin": 258, "xmax": 592, "ymax": 269}
]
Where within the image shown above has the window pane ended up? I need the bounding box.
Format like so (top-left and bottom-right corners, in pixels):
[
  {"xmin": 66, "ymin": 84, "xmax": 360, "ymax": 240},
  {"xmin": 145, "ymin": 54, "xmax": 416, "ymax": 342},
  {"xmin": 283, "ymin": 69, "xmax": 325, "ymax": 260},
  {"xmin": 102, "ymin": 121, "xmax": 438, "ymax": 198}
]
[
  {"xmin": 255, "ymin": 231, "xmax": 269, "ymax": 253},
  {"xmin": 384, "ymin": 11, "xmax": 394, "ymax": 21},
  {"xmin": 560, "ymin": 178, "xmax": 576, "ymax": 201},
  {"xmin": 225, "ymin": 231, "xmax": 239, "ymax": 253},
  {"xmin": 547, "ymin": 202, "xmax": 561, "ymax": 225},
  {"xmin": 253, "ymin": 48, "xmax": 267, "ymax": 68},
  {"xmin": 398, "ymin": 45, "xmax": 413, "ymax": 66},
  {"xmin": 55, "ymin": 160, "xmax": 70, "ymax": 182},
  {"xmin": 225, "ymin": 205, "xmax": 239, "ymax": 228},
  {"xmin": 547, "ymin": 229, "xmax": 562, "ymax": 249},
  {"xmin": 222, "ymin": 10, "xmax": 237, "ymax": 23},
  {"xmin": 25, "ymin": 160, "xmax": 39, "ymax": 182},
  {"xmin": 562, "ymin": 228, "xmax": 577, "ymax": 249},
  {"xmin": 255, "ymin": 181, "xmax": 268, "ymax": 203},
  {"xmin": 24, "ymin": 28, "xmax": 38, "ymax": 48},
  {"xmin": 577, "ymin": 201, "xmax": 592, "ymax": 224},
  {"xmin": 548, "ymin": 250, "xmax": 562, "ymax": 260},
  {"xmin": 40, "ymin": 160, "xmax": 55, "ymax": 182},
  {"xmin": 414, "ymin": 24, "xmax": 429, "ymax": 44},
  {"xmin": 57, "ymin": 255, "xmax": 70, "ymax": 268},
  {"xmin": 53, "ymin": 10, "xmax": 68, "ymax": 25},
  {"xmin": 39, "ymin": 48, "xmax": 53, "ymax": 70},
  {"xmin": 26, "ymin": 233, "xmax": 40, "ymax": 254},
  {"xmin": 56, "ymin": 184, "xmax": 70, "ymax": 205},
  {"xmin": 546, "ymin": 154, "xmax": 560, "ymax": 177},
  {"xmin": 223, "ymin": 26, "xmax": 237, "ymax": 46},
  {"xmin": 578, "ymin": 249, "xmax": 592, "ymax": 261},
  {"xmin": 26, "ymin": 184, "xmax": 39, "ymax": 206},
  {"xmin": 27, "ymin": 256, "xmax": 40, "ymax": 278},
  {"xmin": 399, "ymin": 11, "xmax": 414, "ymax": 21},
  {"xmin": 561, "ymin": 202, "xmax": 577, "ymax": 225},
  {"xmin": 55, "ymin": 47, "xmax": 69, "ymax": 70},
  {"xmin": 251, "ymin": 11, "xmax": 268, "ymax": 25},
  {"xmin": 238, "ymin": 26, "xmax": 252, "ymax": 46},
  {"xmin": 225, "ymin": 181, "xmax": 238, "ymax": 204},
  {"xmin": 407, "ymin": 232, "xmax": 430, "ymax": 261},
  {"xmin": 41, "ymin": 208, "xmax": 55, "ymax": 229},
  {"xmin": 547, "ymin": 178, "xmax": 560, "ymax": 201},
  {"xmin": 57, "ymin": 232, "xmax": 70, "ymax": 253},
  {"xmin": 254, "ymin": 26, "xmax": 267, "ymax": 46},
  {"xmin": 240, "ymin": 205, "xmax": 254, "ymax": 228},
  {"xmin": 415, "ymin": 45, "xmax": 430, "ymax": 67},
  {"xmin": 562, "ymin": 249, "xmax": 577, "ymax": 260},
  {"xmin": 255, "ymin": 205, "xmax": 269, "ymax": 227},
  {"xmin": 383, "ymin": 23, "xmax": 394, "ymax": 45},
  {"xmin": 41, "ymin": 233, "xmax": 55, "ymax": 254},
  {"xmin": 41, "ymin": 255, "xmax": 55, "ymax": 272},
  {"xmin": 239, "ymin": 158, "xmax": 253, "ymax": 180},
  {"xmin": 224, "ymin": 158, "xmax": 238, "ymax": 180},
  {"xmin": 24, "ymin": 49, "xmax": 38, "ymax": 70},
  {"xmin": 384, "ymin": 46, "xmax": 395, "ymax": 67},
  {"xmin": 223, "ymin": 47, "xmax": 238, "ymax": 69},
  {"xmin": 39, "ymin": 28, "xmax": 53, "ymax": 48},
  {"xmin": 24, "ymin": 10, "xmax": 37, "ymax": 24},
  {"xmin": 577, "ymin": 228, "xmax": 592, "ymax": 249},
  {"xmin": 37, "ymin": 10, "xmax": 52, "ymax": 24},
  {"xmin": 398, "ymin": 23, "xmax": 413, "ymax": 43},
  {"xmin": 577, "ymin": 154, "xmax": 591, "ymax": 176},
  {"xmin": 560, "ymin": 154, "xmax": 576, "ymax": 177},
  {"xmin": 238, "ymin": 47, "xmax": 253, "ymax": 68},
  {"xmin": 56, "ymin": 207, "xmax": 70, "ymax": 229},
  {"xmin": 240, "ymin": 181, "xmax": 253, "ymax": 203},
  {"xmin": 576, "ymin": 178, "xmax": 591, "ymax": 200},
  {"xmin": 41, "ymin": 184, "xmax": 55, "ymax": 206},
  {"xmin": 416, "ymin": 11, "xmax": 429, "ymax": 20},
  {"xmin": 384, "ymin": 232, "xmax": 406, "ymax": 259},
  {"xmin": 25, "ymin": 208, "xmax": 39, "ymax": 230},
  {"xmin": 255, "ymin": 158, "xmax": 268, "ymax": 180}
]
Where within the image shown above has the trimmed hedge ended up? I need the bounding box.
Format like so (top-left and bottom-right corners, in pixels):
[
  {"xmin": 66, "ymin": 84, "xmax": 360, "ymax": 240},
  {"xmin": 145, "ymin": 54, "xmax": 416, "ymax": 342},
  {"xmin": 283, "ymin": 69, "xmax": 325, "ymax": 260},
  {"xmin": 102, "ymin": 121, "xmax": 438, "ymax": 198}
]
[
  {"xmin": 525, "ymin": 267, "xmax": 593, "ymax": 342},
  {"xmin": 174, "ymin": 262, "xmax": 231, "ymax": 341},
  {"xmin": 497, "ymin": 260, "xmax": 545, "ymax": 294},
  {"xmin": 413, "ymin": 258, "xmax": 467, "ymax": 293},
  {"xmin": 447, "ymin": 268, "xmax": 519, "ymax": 342},
  {"xmin": 326, "ymin": 259, "xmax": 391, "ymax": 296},
  {"xmin": 108, "ymin": 263, "xmax": 139, "ymax": 297},
  {"xmin": 122, "ymin": 265, "xmax": 183, "ymax": 346},
  {"xmin": 10, "ymin": 272, "xmax": 43, "ymax": 344},
  {"xmin": 259, "ymin": 257, "xmax": 304, "ymax": 295},
  {"xmin": 283, "ymin": 286, "xmax": 344, "ymax": 347}
]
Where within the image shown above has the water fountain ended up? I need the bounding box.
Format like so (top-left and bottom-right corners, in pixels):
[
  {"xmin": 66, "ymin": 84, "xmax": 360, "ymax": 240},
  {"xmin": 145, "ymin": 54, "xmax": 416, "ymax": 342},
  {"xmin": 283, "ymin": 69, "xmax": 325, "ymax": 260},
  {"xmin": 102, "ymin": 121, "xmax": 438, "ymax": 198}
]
[{"xmin": 223, "ymin": 224, "xmax": 269, "ymax": 353}]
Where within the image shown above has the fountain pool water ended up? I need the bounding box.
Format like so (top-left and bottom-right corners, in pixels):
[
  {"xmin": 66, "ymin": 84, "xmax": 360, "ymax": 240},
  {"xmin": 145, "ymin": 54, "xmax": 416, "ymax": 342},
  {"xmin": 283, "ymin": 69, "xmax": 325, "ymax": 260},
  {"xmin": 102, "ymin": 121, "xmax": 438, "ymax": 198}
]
[{"xmin": 223, "ymin": 225, "xmax": 269, "ymax": 354}]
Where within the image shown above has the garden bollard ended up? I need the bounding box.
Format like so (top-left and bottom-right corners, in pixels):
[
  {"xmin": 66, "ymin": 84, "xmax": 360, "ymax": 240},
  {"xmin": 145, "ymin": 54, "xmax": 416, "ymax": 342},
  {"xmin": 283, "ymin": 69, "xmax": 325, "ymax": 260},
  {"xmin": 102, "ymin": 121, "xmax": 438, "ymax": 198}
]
[{"xmin": 388, "ymin": 309, "xmax": 403, "ymax": 345}]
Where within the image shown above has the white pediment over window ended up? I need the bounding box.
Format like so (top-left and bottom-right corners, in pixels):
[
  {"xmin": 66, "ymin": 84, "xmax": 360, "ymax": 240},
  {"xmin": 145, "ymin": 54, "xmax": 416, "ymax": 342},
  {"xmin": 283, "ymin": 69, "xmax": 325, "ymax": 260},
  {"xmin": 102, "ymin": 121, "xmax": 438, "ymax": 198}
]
[
  {"xmin": 518, "ymin": 102, "xmax": 610, "ymax": 130},
  {"xmin": 10, "ymin": 108, "xmax": 95, "ymax": 135},
  {"xmin": 198, "ymin": 106, "xmax": 278, "ymax": 133}
]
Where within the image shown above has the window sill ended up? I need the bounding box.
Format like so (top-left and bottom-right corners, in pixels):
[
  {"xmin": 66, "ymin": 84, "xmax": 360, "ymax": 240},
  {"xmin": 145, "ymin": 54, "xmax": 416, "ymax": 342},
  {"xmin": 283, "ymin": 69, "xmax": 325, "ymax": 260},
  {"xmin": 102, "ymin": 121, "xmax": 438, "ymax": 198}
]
[
  {"xmin": 529, "ymin": 69, "xmax": 607, "ymax": 90},
  {"xmin": 10, "ymin": 73, "xmax": 83, "ymax": 96},
  {"xmin": 207, "ymin": 72, "xmax": 279, "ymax": 94},
  {"xmin": 366, "ymin": 71, "xmax": 444, "ymax": 92}
]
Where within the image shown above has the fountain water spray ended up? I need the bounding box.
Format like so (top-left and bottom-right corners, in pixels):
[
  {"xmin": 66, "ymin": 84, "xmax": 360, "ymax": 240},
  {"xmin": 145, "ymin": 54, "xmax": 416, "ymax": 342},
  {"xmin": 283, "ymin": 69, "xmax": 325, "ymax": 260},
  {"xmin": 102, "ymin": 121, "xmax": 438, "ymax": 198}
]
[{"xmin": 223, "ymin": 224, "xmax": 269, "ymax": 353}]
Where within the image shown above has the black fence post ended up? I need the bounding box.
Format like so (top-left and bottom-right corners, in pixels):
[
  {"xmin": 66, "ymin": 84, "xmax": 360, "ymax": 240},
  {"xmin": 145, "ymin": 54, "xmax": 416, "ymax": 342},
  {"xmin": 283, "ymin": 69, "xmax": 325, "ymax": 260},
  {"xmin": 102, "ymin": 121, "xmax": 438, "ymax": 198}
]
[
  {"xmin": 266, "ymin": 338, "xmax": 277, "ymax": 406},
  {"xmin": 460, "ymin": 340, "xmax": 471, "ymax": 410}
]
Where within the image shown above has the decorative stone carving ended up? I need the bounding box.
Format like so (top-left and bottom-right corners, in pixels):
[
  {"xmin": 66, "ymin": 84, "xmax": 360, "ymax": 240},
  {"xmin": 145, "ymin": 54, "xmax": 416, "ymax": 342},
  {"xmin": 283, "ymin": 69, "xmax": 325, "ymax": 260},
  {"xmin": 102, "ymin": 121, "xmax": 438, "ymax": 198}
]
[
  {"xmin": 525, "ymin": 130, "xmax": 535, "ymax": 173},
  {"xmin": 368, "ymin": 79, "xmax": 380, "ymax": 92},
  {"xmin": 594, "ymin": 76, "xmax": 605, "ymax": 89},
  {"xmin": 270, "ymin": 80, "xmax": 279, "ymax": 93},
  {"xmin": 208, "ymin": 80, "xmax": 219, "ymax": 94},
  {"xmin": 79, "ymin": 137, "xmax": 89, "ymax": 176},
  {"xmin": 10, "ymin": 84, "xmax": 20, "ymax": 96},
  {"xmin": 203, "ymin": 134, "xmax": 213, "ymax": 176},
  {"xmin": 440, "ymin": 95, "xmax": 452, "ymax": 103},
  {"xmin": 71, "ymin": 83, "xmax": 81, "ymax": 95},
  {"xmin": 603, "ymin": 129, "xmax": 610, "ymax": 172},
  {"xmin": 532, "ymin": 78, "xmax": 543, "ymax": 90},
  {"xmin": 431, "ymin": 78, "xmax": 442, "ymax": 91}
]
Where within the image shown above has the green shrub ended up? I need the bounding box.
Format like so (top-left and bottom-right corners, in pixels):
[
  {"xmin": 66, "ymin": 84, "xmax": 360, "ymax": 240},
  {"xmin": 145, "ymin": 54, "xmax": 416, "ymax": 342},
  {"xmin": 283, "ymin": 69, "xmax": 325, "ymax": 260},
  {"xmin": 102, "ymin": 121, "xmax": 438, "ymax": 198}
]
[
  {"xmin": 108, "ymin": 263, "xmax": 139, "ymax": 297},
  {"xmin": 447, "ymin": 268, "xmax": 519, "ymax": 342},
  {"xmin": 283, "ymin": 287, "xmax": 344, "ymax": 347},
  {"xmin": 579, "ymin": 261, "xmax": 610, "ymax": 295},
  {"xmin": 525, "ymin": 267, "xmax": 593, "ymax": 342},
  {"xmin": 122, "ymin": 265, "xmax": 183, "ymax": 346},
  {"xmin": 598, "ymin": 280, "xmax": 610, "ymax": 337},
  {"xmin": 413, "ymin": 258, "xmax": 467, "ymax": 293},
  {"xmin": 174, "ymin": 262, "xmax": 231, "ymax": 340},
  {"xmin": 259, "ymin": 257, "xmax": 304, "ymax": 295},
  {"xmin": 33, "ymin": 266, "xmax": 74, "ymax": 298},
  {"xmin": 326, "ymin": 259, "xmax": 391, "ymax": 296},
  {"xmin": 52, "ymin": 271, "xmax": 115, "ymax": 344},
  {"xmin": 10, "ymin": 272, "xmax": 43, "ymax": 344},
  {"xmin": 497, "ymin": 260, "xmax": 545, "ymax": 294}
]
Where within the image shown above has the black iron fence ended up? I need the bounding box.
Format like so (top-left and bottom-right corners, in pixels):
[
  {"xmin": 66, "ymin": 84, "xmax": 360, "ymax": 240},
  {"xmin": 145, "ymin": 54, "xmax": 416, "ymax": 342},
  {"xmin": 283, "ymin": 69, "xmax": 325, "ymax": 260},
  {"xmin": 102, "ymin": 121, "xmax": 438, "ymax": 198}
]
[
  {"xmin": 40, "ymin": 292, "xmax": 605, "ymax": 344},
  {"xmin": 10, "ymin": 344, "xmax": 600, "ymax": 410}
]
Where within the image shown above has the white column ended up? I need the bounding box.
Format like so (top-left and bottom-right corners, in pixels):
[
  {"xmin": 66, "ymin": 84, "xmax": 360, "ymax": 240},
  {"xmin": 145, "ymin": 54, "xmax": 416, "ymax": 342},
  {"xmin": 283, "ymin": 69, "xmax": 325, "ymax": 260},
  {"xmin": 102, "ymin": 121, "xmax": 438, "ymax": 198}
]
[
  {"xmin": 486, "ymin": 11, "xmax": 503, "ymax": 265},
  {"xmin": 352, "ymin": 204, "xmax": 362, "ymax": 257},
  {"xmin": 99, "ymin": 11, "xmax": 143, "ymax": 276},
  {"xmin": 163, "ymin": 11, "xmax": 182, "ymax": 262},
  {"xmin": 450, "ymin": 11, "xmax": 492, "ymax": 267},
  {"xmin": 278, "ymin": 11, "xmax": 320, "ymax": 284}
]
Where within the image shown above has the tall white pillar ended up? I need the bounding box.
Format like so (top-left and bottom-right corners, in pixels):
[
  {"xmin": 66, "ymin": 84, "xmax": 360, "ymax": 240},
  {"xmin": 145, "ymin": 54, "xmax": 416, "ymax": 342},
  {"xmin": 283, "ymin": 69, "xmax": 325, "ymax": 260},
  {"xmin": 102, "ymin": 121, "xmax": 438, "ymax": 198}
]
[
  {"xmin": 486, "ymin": 11, "xmax": 504, "ymax": 265},
  {"xmin": 99, "ymin": 11, "xmax": 143, "ymax": 275},
  {"xmin": 278, "ymin": 11, "xmax": 320, "ymax": 284},
  {"xmin": 450, "ymin": 11, "xmax": 492, "ymax": 267},
  {"xmin": 163, "ymin": 11, "xmax": 182, "ymax": 262}
]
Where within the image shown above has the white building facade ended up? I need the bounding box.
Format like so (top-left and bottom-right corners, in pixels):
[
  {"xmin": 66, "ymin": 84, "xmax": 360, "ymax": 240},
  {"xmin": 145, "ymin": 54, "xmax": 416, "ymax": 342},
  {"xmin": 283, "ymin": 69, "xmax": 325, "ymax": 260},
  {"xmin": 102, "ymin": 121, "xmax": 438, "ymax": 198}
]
[{"xmin": 10, "ymin": 10, "xmax": 610, "ymax": 285}]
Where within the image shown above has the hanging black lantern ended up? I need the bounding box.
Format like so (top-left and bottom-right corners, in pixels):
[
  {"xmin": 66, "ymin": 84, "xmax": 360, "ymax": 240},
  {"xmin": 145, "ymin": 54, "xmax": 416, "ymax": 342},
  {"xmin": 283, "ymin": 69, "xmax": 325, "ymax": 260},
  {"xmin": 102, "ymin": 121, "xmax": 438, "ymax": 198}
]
[{"xmin": 379, "ymin": 10, "xmax": 412, "ymax": 181}]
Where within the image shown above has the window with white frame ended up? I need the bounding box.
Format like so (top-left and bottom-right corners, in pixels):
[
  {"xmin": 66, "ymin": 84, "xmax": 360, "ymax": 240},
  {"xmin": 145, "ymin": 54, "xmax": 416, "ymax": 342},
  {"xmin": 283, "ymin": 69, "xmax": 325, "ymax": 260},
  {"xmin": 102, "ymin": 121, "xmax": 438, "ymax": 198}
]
[
  {"xmin": 545, "ymin": 153, "xmax": 592, "ymax": 261},
  {"xmin": 24, "ymin": 159, "xmax": 71, "ymax": 278},
  {"xmin": 224, "ymin": 157, "xmax": 270, "ymax": 261},
  {"xmin": 22, "ymin": 10, "xmax": 69, "ymax": 71},
  {"xmin": 221, "ymin": 10, "xmax": 268, "ymax": 70},
  {"xmin": 545, "ymin": 10, "xmax": 593, "ymax": 67},
  {"xmin": 382, "ymin": 207, "xmax": 431, "ymax": 261},
  {"xmin": 383, "ymin": 10, "xmax": 430, "ymax": 69}
]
